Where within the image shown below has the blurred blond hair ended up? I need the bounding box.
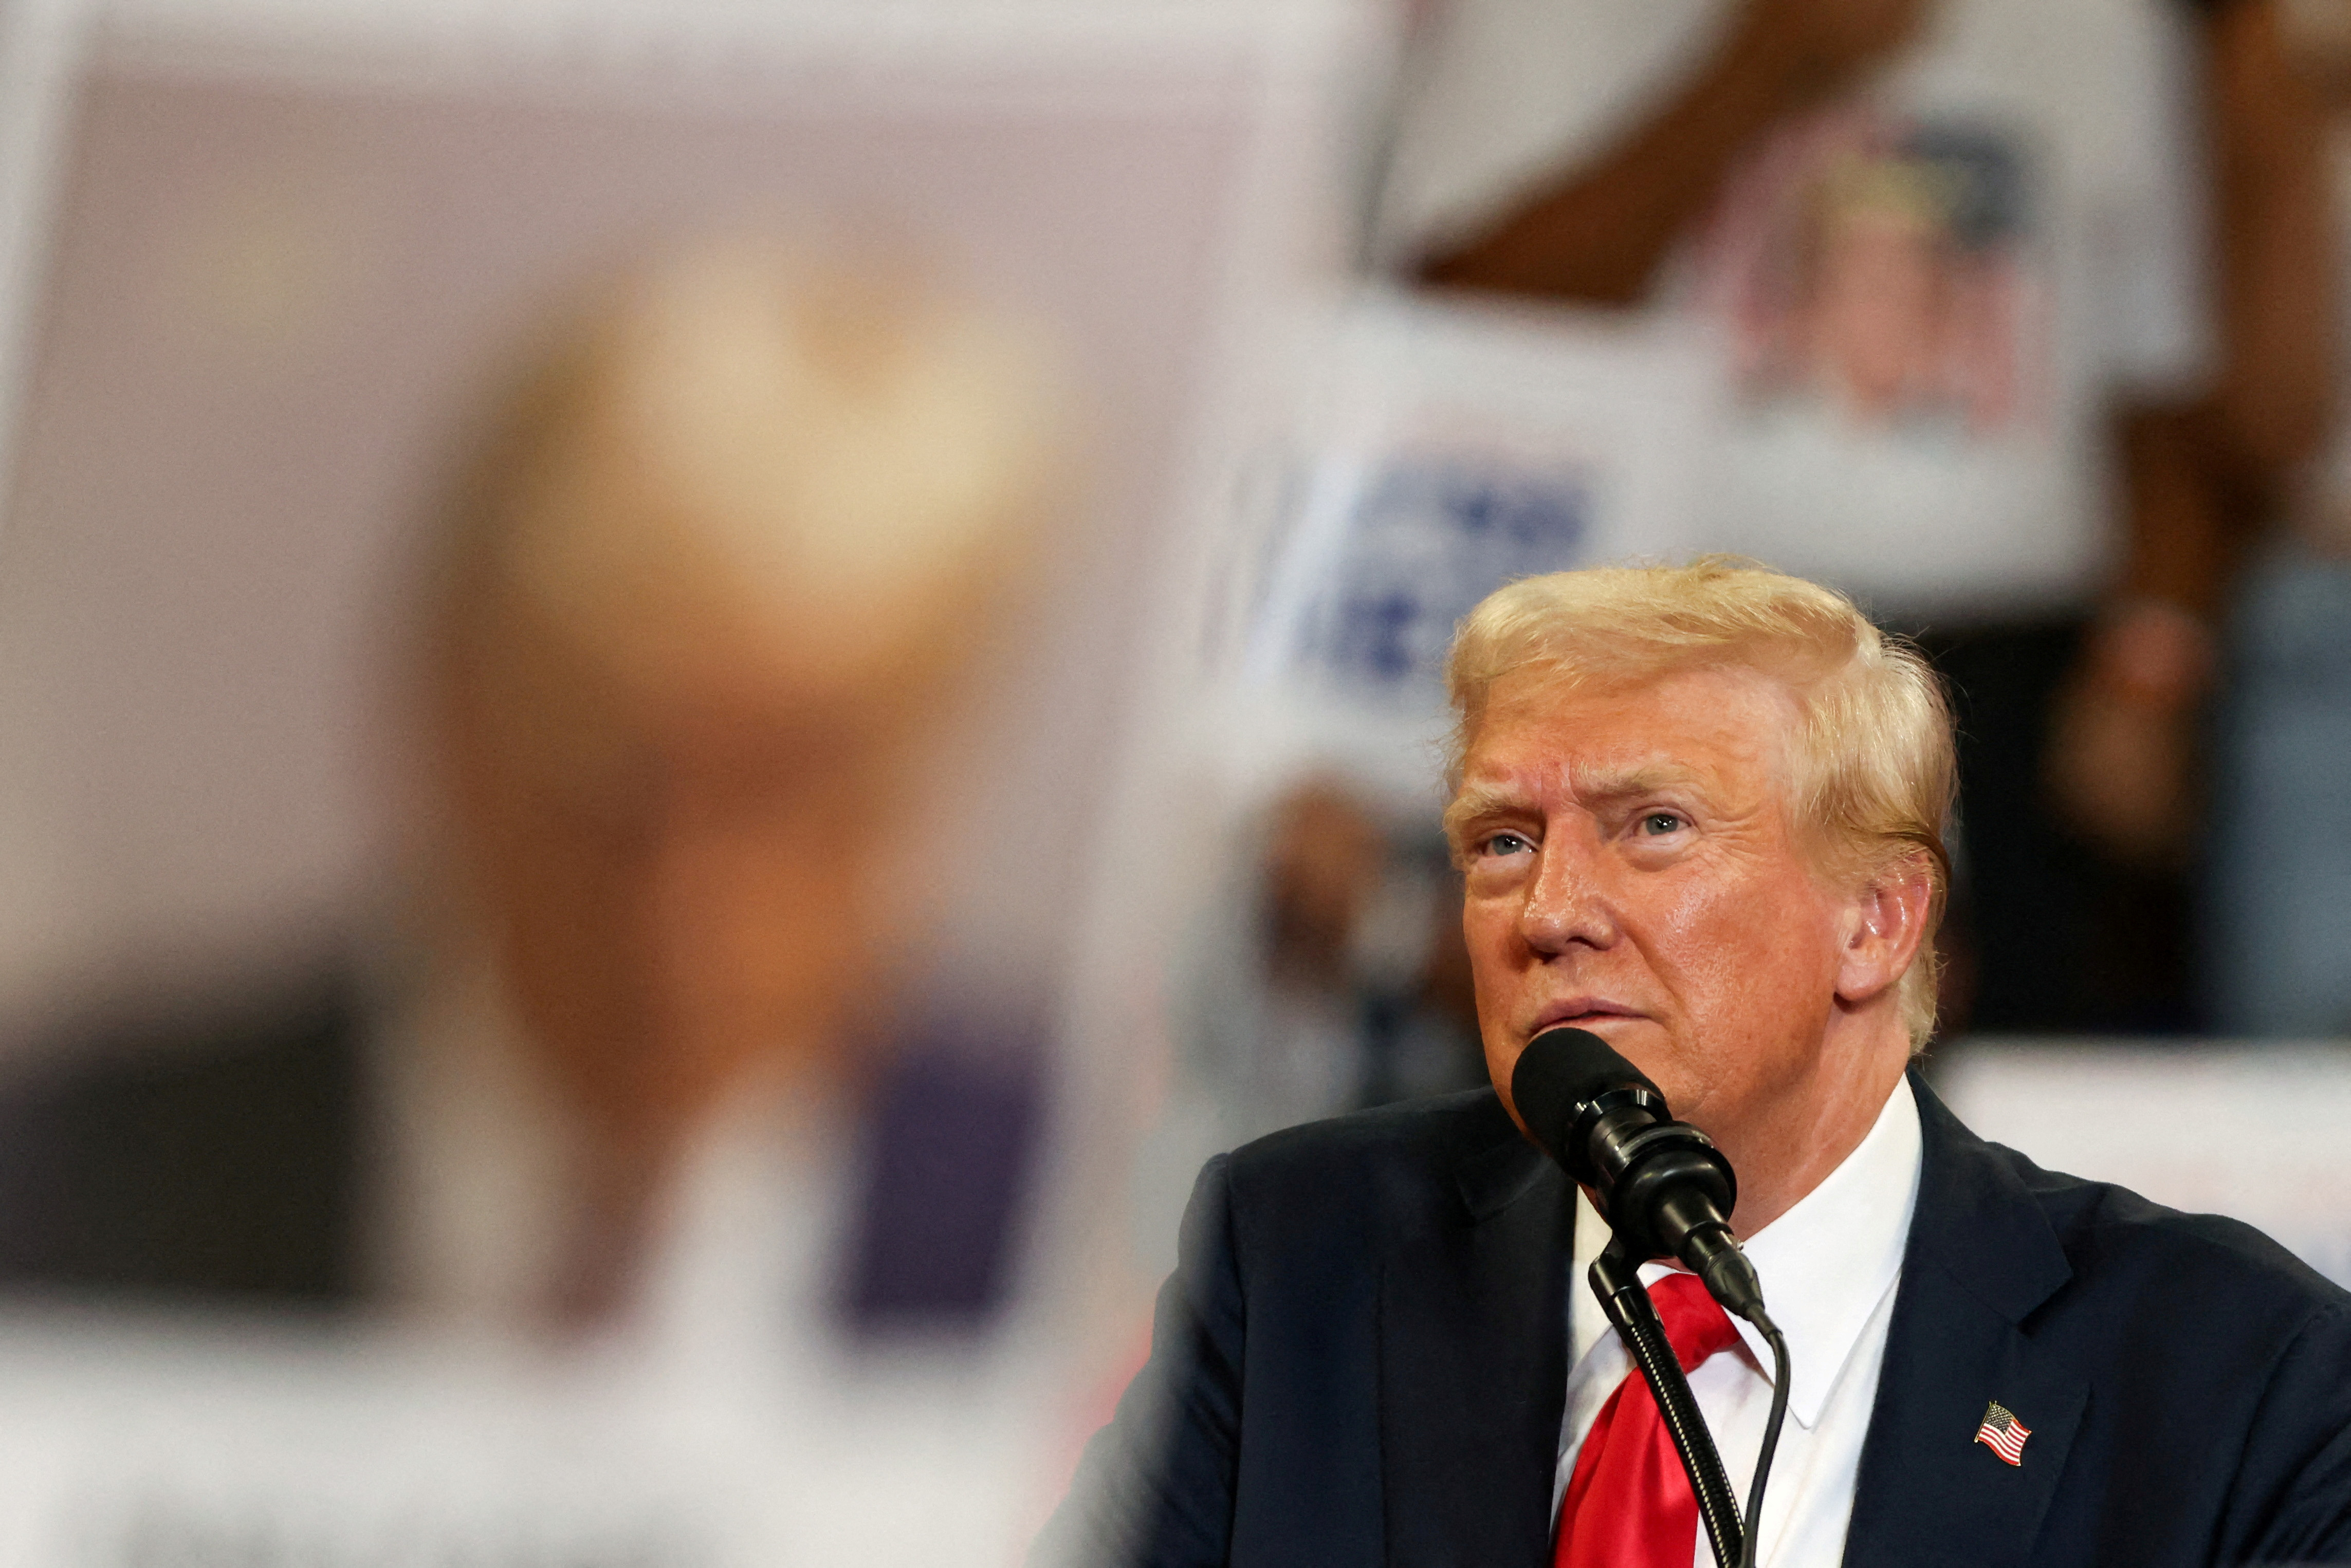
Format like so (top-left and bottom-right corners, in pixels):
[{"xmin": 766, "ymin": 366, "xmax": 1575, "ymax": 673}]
[
  {"xmin": 427, "ymin": 236, "xmax": 1072, "ymax": 696},
  {"xmin": 1444, "ymin": 557, "xmax": 1954, "ymax": 1050}
]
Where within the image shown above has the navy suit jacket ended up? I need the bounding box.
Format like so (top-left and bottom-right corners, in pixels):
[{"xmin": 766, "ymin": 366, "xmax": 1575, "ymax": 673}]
[{"xmin": 1045, "ymin": 1071, "xmax": 2351, "ymax": 1566}]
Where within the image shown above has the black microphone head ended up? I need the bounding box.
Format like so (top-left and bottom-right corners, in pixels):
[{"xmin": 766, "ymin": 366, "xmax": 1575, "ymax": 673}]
[
  {"xmin": 1514, "ymin": 1028, "xmax": 1750, "ymax": 1298},
  {"xmin": 1510, "ymin": 1026, "xmax": 1664, "ymax": 1168}
]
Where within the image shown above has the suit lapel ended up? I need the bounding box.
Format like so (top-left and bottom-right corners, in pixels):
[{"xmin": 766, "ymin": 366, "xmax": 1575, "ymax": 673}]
[
  {"xmin": 1843, "ymin": 1072, "xmax": 2087, "ymax": 1568},
  {"xmin": 1379, "ymin": 1099, "xmax": 1572, "ymax": 1568}
]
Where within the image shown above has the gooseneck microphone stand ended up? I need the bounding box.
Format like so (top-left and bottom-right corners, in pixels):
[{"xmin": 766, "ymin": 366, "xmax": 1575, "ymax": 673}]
[
  {"xmin": 1589, "ymin": 1241, "xmax": 1746, "ymax": 1568},
  {"xmin": 1586, "ymin": 1240, "xmax": 1796, "ymax": 1568},
  {"xmin": 1516, "ymin": 1028, "xmax": 1795, "ymax": 1568}
]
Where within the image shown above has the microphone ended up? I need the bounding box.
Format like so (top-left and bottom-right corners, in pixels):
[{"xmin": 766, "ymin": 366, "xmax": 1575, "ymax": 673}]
[{"xmin": 1511, "ymin": 1026, "xmax": 1768, "ymax": 1323}]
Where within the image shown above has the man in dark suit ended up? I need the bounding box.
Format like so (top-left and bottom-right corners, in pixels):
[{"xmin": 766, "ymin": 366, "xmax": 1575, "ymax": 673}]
[{"xmin": 1043, "ymin": 560, "xmax": 2351, "ymax": 1566}]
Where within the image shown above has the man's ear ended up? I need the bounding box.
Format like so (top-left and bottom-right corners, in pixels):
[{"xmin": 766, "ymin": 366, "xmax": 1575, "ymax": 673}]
[{"xmin": 1833, "ymin": 857, "xmax": 1935, "ymax": 1008}]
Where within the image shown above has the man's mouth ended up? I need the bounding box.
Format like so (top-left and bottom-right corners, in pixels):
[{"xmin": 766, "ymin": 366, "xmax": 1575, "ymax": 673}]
[{"xmin": 1528, "ymin": 999, "xmax": 1644, "ymax": 1037}]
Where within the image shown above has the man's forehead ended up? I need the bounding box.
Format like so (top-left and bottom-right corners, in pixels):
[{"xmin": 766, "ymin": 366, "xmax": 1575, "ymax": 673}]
[
  {"xmin": 1455, "ymin": 752, "xmax": 1710, "ymax": 807},
  {"xmin": 1456, "ymin": 665, "xmax": 1795, "ymax": 804}
]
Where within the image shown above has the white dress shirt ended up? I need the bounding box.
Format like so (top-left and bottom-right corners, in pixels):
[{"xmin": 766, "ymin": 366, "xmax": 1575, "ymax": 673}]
[{"xmin": 1554, "ymin": 1075, "xmax": 1924, "ymax": 1567}]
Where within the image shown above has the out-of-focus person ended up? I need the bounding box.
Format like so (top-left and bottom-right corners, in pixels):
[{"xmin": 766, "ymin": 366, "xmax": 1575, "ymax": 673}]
[
  {"xmin": 1178, "ymin": 777, "xmax": 1482, "ymax": 1148},
  {"xmin": 1380, "ymin": 0, "xmax": 2213, "ymax": 1031},
  {"xmin": 0, "ymin": 240, "xmax": 1069, "ymax": 1352},
  {"xmin": 2048, "ymin": 0, "xmax": 2351, "ymax": 1035}
]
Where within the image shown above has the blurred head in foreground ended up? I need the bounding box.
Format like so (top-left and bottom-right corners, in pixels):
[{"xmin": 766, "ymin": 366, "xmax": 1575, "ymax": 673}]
[{"xmin": 411, "ymin": 239, "xmax": 1069, "ymax": 1183}]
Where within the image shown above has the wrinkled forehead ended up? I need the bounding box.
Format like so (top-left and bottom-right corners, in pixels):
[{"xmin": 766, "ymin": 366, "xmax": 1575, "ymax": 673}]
[{"xmin": 1450, "ymin": 662, "xmax": 1806, "ymax": 815}]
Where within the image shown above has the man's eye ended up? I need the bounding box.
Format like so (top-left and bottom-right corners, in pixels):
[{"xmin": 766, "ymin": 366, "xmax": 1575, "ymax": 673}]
[
  {"xmin": 1640, "ymin": 812, "xmax": 1685, "ymax": 836},
  {"xmin": 1481, "ymin": 831, "xmax": 1533, "ymax": 858}
]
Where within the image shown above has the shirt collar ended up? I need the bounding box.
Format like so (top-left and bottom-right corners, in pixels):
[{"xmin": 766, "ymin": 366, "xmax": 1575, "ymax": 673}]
[{"xmin": 1724, "ymin": 1073, "xmax": 1923, "ymax": 1429}]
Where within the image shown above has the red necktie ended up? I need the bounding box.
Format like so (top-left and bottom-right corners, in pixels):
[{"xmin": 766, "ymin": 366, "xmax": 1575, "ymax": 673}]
[{"xmin": 1553, "ymin": 1271, "xmax": 1744, "ymax": 1567}]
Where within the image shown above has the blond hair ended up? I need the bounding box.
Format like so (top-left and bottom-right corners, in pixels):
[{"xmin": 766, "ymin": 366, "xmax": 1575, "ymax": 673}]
[
  {"xmin": 427, "ymin": 238, "xmax": 1070, "ymax": 693},
  {"xmin": 1445, "ymin": 557, "xmax": 1955, "ymax": 1050}
]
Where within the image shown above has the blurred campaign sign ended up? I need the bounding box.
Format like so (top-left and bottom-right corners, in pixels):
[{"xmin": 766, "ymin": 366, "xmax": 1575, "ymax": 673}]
[
  {"xmin": 1218, "ymin": 287, "xmax": 1718, "ymax": 803},
  {"xmin": 1939, "ymin": 1043, "xmax": 2351, "ymax": 1289},
  {"xmin": 0, "ymin": 0, "xmax": 1353, "ymax": 1018},
  {"xmin": 0, "ymin": 1, "xmax": 1374, "ymax": 1554}
]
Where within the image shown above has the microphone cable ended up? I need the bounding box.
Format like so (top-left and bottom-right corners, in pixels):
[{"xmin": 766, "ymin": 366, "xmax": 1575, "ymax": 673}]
[{"xmin": 1739, "ymin": 1310, "xmax": 1791, "ymax": 1568}]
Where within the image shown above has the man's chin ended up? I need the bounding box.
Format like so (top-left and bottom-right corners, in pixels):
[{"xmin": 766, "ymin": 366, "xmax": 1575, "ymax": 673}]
[
  {"xmin": 1550, "ymin": 1012, "xmax": 1647, "ymax": 1043},
  {"xmin": 1487, "ymin": 1017, "xmax": 1669, "ymax": 1116},
  {"xmin": 1562, "ymin": 1024, "xmax": 1705, "ymax": 1117},
  {"xmin": 1535, "ymin": 1013, "xmax": 1664, "ymax": 1067}
]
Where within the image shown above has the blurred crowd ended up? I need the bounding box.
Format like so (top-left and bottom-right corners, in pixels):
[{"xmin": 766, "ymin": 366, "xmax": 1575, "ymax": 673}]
[
  {"xmin": 1197, "ymin": 0, "xmax": 2351, "ymax": 1158},
  {"xmin": 0, "ymin": 0, "xmax": 2345, "ymax": 1558}
]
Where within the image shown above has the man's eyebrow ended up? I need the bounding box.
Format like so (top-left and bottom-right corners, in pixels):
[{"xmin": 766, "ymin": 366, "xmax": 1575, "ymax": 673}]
[
  {"xmin": 1441, "ymin": 781, "xmax": 1530, "ymax": 841},
  {"xmin": 1573, "ymin": 762, "xmax": 1704, "ymax": 802},
  {"xmin": 1443, "ymin": 762, "xmax": 1706, "ymax": 841}
]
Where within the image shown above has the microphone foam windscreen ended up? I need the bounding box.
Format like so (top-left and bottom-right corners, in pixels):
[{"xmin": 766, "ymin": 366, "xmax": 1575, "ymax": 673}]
[{"xmin": 1511, "ymin": 1027, "xmax": 1660, "ymax": 1159}]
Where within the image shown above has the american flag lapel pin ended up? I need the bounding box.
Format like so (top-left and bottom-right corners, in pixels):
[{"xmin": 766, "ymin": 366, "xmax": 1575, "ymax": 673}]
[{"xmin": 1975, "ymin": 1400, "xmax": 2031, "ymax": 1465}]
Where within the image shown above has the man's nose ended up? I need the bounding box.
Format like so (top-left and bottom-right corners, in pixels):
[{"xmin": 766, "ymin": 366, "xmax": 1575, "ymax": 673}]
[{"xmin": 1517, "ymin": 832, "xmax": 1619, "ymax": 954}]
